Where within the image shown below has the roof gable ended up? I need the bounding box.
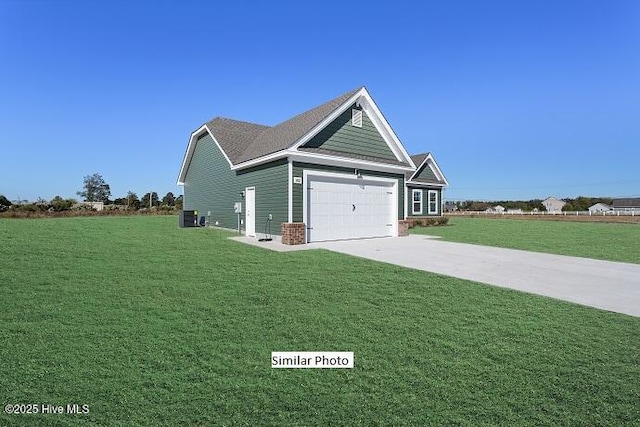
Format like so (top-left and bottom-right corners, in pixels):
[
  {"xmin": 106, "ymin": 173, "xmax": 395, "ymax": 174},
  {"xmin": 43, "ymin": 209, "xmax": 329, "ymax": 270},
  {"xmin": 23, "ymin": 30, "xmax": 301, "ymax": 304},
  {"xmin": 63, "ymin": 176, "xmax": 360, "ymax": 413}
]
[
  {"xmin": 298, "ymin": 103, "xmax": 398, "ymax": 164},
  {"xmin": 177, "ymin": 87, "xmax": 417, "ymax": 184},
  {"xmin": 406, "ymin": 153, "xmax": 449, "ymax": 186}
]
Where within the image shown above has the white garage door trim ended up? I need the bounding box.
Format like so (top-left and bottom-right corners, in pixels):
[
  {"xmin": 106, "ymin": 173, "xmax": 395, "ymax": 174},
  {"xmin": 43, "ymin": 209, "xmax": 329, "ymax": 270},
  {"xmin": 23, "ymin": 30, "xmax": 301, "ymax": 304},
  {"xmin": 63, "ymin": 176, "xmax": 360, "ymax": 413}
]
[{"xmin": 303, "ymin": 170, "xmax": 398, "ymax": 243}]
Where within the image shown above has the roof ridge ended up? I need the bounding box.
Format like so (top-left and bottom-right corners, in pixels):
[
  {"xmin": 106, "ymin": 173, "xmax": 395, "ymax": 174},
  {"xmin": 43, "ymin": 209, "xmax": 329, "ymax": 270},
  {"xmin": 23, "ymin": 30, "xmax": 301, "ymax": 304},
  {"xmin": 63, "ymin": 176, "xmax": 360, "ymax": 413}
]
[
  {"xmin": 207, "ymin": 116, "xmax": 271, "ymax": 128},
  {"xmin": 410, "ymin": 152, "xmax": 430, "ymax": 160}
]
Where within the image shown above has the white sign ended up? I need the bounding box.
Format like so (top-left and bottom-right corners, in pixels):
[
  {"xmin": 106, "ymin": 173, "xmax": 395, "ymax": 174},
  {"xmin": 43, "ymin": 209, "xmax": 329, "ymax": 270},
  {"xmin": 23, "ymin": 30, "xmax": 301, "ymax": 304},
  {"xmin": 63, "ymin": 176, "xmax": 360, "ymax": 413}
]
[
  {"xmin": 293, "ymin": 177, "xmax": 303, "ymax": 184},
  {"xmin": 271, "ymin": 351, "xmax": 354, "ymax": 368}
]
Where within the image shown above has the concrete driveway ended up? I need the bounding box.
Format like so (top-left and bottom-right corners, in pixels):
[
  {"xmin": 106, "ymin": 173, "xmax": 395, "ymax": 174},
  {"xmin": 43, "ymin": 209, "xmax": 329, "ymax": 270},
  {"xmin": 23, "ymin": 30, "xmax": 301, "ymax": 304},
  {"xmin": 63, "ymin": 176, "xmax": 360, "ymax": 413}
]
[{"xmin": 310, "ymin": 235, "xmax": 640, "ymax": 317}]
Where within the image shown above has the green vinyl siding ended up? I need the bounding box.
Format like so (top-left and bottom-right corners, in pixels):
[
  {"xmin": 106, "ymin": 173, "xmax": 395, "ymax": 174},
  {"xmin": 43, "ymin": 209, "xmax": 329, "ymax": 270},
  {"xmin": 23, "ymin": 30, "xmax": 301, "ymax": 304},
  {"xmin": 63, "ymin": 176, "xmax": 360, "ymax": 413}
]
[
  {"xmin": 292, "ymin": 164, "xmax": 304, "ymax": 223},
  {"xmin": 415, "ymin": 163, "xmax": 438, "ymax": 182},
  {"xmin": 301, "ymin": 104, "xmax": 396, "ymax": 161},
  {"xmin": 183, "ymin": 133, "xmax": 288, "ymax": 235},
  {"xmin": 237, "ymin": 161, "xmax": 289, "ymax": 236},
  {"xmin": 407, "ymin": 187, "xmax": 442, "ymax": 217},
  {"xmin": 292, "ymin": 162, "xmax": 404, "ymax": 223}
]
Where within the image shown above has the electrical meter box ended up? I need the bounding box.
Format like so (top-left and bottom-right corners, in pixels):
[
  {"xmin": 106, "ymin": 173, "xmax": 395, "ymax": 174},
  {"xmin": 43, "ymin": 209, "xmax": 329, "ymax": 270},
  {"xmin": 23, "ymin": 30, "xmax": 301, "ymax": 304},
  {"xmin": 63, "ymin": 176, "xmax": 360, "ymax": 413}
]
[{"xmin": 233, "ymin": 202, "xmax": 242, "ymax": 214}]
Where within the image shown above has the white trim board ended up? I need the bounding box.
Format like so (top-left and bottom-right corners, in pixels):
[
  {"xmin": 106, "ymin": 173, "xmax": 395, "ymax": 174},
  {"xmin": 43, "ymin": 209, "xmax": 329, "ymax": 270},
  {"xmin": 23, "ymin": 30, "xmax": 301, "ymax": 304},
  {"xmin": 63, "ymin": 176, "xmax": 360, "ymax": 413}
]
[{"xmin": 287, "ymin": 159, "xmax": 293, "ymax": 223}]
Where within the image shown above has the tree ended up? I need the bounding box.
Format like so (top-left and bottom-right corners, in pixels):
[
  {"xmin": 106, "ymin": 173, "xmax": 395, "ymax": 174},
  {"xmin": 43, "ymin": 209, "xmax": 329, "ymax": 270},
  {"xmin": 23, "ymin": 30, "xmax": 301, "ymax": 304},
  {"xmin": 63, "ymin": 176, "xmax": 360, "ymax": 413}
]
[
  {"xmin": 162, "ymin": 192, "xmax": 175, "ymax": 206},
  {"xmin": 141, "ymin": 192, "xmax": 159, "ymax": 208},
  {"xmin": 50, "ymin": 196, "xmax": 75, "ymax": 211},
  {"xmin": 34, "ymin": 197, "xmax": 49, "ymax": 211},
  {"xmin": 126, "ymin": 191, "xmax": 140, "ymax": 210},
  {"xmin": 77, "ymin": 173, "xmax": 111, "ymax": 203},
  {"xmin": 0, "ymin": 195, "xmax": 12, "ymax": 211},
  {"xmin": 175, "ymin": 195, "xmax": 183, "ymax": 210}
]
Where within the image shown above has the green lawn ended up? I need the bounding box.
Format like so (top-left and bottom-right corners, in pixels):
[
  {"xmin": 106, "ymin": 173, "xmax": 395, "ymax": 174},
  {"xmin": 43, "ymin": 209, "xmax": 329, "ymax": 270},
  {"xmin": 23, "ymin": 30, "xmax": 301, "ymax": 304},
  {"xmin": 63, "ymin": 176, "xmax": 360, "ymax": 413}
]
[
  {"xmin": 1, "ymin": 216, "xmax": 638, "ymax": 425},
  {"xmin": 412, "ymin": 217, "xmax": 640, "ymax": 264}
]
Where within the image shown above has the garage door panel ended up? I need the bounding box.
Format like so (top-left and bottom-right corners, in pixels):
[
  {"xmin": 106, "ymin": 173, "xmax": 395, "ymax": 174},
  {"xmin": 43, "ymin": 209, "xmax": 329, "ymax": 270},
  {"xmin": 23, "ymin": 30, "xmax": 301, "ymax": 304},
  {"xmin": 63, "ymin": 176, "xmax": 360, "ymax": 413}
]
[{"xmin": 307, "ymin": 175, "xmax": 395, "ymax": 243}]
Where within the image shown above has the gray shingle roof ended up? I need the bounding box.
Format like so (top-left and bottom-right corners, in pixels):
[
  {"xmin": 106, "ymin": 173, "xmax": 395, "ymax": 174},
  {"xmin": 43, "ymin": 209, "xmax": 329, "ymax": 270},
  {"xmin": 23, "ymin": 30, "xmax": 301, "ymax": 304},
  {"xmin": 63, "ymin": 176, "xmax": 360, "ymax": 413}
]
[
  {"xmin": 205, "ymin": 118, "xmax": 269, "ymax": 164},
  {"xmin": 206, "ymin": 87, "xmax": 362, "ymax": 165},
  {"xmin": 406, "ymin": 154, "xmax": 428, "ymax": 180},
  {"xmin": 612, "ymin": 198, "xmax": 640, "ymax": 208}
]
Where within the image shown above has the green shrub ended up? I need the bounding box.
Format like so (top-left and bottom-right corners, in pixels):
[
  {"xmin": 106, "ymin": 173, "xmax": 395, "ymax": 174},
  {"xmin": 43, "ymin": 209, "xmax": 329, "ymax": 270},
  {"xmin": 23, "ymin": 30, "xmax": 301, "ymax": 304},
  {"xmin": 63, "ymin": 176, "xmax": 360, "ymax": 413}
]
[{"xmin": 409, "ymin": 216, "xmax": 449, "ymax": 228}]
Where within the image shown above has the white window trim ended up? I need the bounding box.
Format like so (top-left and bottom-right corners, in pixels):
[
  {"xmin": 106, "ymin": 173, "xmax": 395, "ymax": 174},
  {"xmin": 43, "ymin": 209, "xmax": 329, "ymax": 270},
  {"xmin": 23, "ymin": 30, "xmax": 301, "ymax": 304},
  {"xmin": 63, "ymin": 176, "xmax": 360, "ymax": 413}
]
[
  {"xmin": 412, "ymin": 189, "xmax": 422, "ymax": 215},
  {"xmin": 428, "ymin": 190, "xmax": 438, "ymax": 215}
]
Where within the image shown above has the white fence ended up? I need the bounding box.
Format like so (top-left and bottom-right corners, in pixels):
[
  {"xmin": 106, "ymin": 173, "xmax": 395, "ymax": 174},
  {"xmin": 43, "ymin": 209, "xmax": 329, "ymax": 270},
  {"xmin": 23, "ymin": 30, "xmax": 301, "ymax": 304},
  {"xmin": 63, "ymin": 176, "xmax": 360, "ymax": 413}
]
[{"xmin": 448, "ymin": 210, "xmax": 636, "ymax": 217}]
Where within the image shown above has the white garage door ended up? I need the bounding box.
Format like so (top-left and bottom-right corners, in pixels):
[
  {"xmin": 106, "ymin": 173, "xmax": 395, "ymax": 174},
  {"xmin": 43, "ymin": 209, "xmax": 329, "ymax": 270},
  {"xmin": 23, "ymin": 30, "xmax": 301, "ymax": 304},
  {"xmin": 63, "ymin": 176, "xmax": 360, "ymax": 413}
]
[{"xmin": 307, "ymin": 175, "xmax": 396, "ymax": 242}]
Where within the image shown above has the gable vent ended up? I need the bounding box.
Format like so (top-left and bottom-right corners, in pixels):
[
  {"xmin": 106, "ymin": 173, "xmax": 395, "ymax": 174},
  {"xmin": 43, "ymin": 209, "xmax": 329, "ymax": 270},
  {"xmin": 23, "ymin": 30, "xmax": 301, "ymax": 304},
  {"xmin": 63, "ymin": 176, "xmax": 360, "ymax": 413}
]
[{"xmin": 351, "ymin": 109, "xmax": 363, "ymax": 128}]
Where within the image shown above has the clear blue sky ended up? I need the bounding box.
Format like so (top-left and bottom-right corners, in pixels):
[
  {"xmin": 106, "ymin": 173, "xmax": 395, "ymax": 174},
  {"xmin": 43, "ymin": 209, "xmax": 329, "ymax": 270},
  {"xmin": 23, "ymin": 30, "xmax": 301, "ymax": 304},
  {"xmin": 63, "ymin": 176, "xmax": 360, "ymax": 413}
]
[{"xmin": 1, "ymin": 0, "xmax": 639, "ymax": 202}]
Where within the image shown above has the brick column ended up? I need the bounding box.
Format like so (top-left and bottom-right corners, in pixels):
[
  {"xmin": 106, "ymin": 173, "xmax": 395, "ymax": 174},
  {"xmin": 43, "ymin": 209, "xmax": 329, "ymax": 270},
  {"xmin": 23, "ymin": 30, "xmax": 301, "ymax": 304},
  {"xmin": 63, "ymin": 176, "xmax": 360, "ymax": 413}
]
[
  {"xmin": 398, "ymin": 220, "xmax": 409, "ymax": 237},
  {"xmin": 281, "ymin": 223, "xmax": 306, "ymax": 245}
]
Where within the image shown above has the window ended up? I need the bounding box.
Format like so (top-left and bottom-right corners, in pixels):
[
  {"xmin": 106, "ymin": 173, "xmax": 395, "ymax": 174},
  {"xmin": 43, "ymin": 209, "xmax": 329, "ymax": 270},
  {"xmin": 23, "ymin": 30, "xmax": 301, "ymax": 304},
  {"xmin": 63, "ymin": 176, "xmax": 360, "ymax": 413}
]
[
  {"xmin": 428, "ymin": 190, "xmax": 438, "ymax": 214},
  {"xmin": 351, "ymin": 109, "xmax": 363, "ymax": 127},
  {"xmin": 412, "ymin": 189, "xmax": 422, "ymax": 214}
]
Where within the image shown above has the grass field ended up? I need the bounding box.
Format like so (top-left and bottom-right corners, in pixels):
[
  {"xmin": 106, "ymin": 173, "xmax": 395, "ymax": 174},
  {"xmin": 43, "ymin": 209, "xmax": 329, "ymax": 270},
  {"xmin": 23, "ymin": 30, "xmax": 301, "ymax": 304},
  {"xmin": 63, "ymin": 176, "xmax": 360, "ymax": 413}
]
[
  {"xmin": 412, "ymin": 217, "xmax": 640, "ymax": 264},
  {"xmin": 1, "ymin": 216, "xmax": 639, "ymax": 425}
]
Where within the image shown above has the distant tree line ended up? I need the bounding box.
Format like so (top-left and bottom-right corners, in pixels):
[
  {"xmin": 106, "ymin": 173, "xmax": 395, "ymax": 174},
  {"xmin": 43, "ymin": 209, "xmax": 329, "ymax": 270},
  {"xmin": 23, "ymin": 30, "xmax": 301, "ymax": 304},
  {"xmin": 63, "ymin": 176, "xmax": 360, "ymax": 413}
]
[
  {"xmin": 0, "ymin": 173, "xmax": 183, "ymax": 215},
  {"xmin": 455, "ymin": 200, "xmax": 545, "ymax": 212},
  {"xmin": 452, "ymin": 196, "xmax": 614, "ymax": 212},
  {"xmin": 560, "ymin": 196, "xmax": 613, "ymax": 212}
]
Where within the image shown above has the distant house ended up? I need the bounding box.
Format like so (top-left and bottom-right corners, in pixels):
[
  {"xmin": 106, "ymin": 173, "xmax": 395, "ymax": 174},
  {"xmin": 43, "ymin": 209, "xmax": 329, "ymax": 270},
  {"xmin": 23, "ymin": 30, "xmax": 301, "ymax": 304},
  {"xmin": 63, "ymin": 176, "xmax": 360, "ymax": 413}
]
[
  {"xmin": 486, "ymin": 205, "xmax": 505, "ymax": 213},
  {"xmin": 444, "ymin": 201, "xmax": 458, "ymax": 212},
  {"xmin": 611, "ymin": 198, "xmax": 640, "ymax": 213},
  {"xmin": 588, "ymin": 203, "xmax": 611, "ymax": 214},
  {"xmin": 507, "ymin": 208, "xmax": 523, "ymax": 214},
  {"xmin": 542, "ymin": 197, "xmax": 566, "ymax": 213}
]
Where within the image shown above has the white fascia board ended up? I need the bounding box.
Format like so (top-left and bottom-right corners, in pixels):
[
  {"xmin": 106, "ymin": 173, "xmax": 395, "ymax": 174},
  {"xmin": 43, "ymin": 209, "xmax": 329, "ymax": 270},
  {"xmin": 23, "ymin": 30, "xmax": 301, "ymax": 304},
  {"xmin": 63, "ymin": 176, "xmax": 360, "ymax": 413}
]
[
  {"xmin": 232, "ymin": 148, "xmax": 414, "ymax": 174},
  {"xmin": 205, "ymin": 125, "xmax": 234, "ymax": 168},
  {"xmin": 230, "ymin": 150, "xmax": 286, "ymax": 171},
  {"xmin": 304, "ymin": 168, "xmax": 399, "ymax": 184},
  {"xmin": 177, "ymin": 124, "xmax": 233, "ymax": 184},
  {"xmin": 405, "ymin": 181, "xmax": 447, "ymax": 188},
  {"xmin": 177, "ymin": 124, "xmax": 207, "ymax": 185},
  {"xmin": 289, "ymin": 151, "xmax": 414, "ymax": 174}
]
